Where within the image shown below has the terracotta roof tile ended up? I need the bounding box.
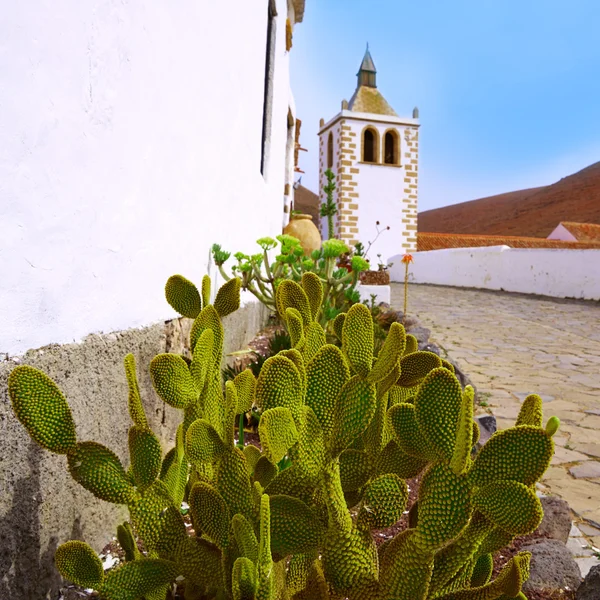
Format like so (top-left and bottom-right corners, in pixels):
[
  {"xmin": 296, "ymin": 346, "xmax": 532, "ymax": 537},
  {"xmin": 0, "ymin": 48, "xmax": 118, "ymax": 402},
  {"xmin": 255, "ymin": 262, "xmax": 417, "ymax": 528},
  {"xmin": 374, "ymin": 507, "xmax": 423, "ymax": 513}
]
[
  {"xmin": 560, "ymin": 222, "xmax": 600, "ymax": 242},
  {"xmin": 417, "ymin": 232, "xmax": 600, "ymax": 252}
]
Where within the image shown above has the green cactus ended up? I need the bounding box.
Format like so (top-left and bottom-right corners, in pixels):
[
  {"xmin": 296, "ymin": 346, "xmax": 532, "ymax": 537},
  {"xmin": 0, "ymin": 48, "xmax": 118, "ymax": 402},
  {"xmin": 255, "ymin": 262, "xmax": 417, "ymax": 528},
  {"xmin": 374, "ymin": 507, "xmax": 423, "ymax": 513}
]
[{"xmin": 7, "ymin": 272, "xmax": 559, "ymax": 600}]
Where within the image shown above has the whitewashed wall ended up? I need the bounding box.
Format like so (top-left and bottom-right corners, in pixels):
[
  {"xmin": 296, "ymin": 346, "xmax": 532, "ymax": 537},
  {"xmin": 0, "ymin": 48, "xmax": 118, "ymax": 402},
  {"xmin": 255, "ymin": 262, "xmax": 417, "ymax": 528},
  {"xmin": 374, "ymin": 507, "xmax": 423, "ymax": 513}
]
[
  {"xmin": 0, "ymin": 0, "xmax": 298, "ymax": 356},
  {"xmin": 389, "ymin": 246, "xmax": 600, "ymax": 301}
]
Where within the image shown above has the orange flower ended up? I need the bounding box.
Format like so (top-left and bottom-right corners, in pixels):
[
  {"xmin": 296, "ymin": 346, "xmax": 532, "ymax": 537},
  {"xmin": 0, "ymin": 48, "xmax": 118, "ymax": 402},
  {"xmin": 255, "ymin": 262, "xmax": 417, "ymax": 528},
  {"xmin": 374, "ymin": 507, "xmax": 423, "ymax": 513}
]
[{"xmin": 401, "ymin": 253, "xmax": 414, "ymax": 264}]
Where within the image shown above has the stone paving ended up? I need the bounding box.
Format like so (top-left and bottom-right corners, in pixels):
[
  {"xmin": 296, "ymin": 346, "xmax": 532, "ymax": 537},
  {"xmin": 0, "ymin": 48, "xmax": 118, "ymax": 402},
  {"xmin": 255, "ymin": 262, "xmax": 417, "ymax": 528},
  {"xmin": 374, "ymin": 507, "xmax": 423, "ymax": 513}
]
[{"xmin": 391, "ymin": 284, "xmax": 600, "ymax": 545}]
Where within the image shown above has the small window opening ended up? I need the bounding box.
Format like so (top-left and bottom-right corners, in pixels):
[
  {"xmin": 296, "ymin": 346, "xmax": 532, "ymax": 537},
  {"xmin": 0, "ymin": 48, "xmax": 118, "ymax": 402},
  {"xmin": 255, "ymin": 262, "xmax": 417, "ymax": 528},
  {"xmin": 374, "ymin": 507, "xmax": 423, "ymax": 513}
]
[
  {"xmin": 327, "ymin": 132, "xmax": 333, "ymax": 169},
  {"xmin": 260, "ymin": 1, "xmax": 277, "ymax": 176},
  {"xmin": 384, "ymin": 131, "xmax": 398, "ymax": 165},
  {"xmin": 363, "ymin": 128, "xmax": 377, "ymax": 163}
]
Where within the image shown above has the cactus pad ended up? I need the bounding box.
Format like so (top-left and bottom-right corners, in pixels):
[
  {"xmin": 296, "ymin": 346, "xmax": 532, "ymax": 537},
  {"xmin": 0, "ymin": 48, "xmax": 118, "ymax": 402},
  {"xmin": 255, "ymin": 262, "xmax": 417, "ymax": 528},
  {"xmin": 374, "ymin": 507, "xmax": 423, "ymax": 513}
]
[
  {"xmin": 330, "ymin": 376, "xmax": 377, "ymax": 456},
  {"xmin": 99, "ymin": 558, "xmax": 178, "ymax": 600},
  {"xmin": 233, "ymin": 369, "xmax": 257, "ymax": 413},
  {"xmin": 285, "ymin": 307, "xmax": 306, "ymax": 349},
  {"xmin": 165, "ymin": 274, "xmax": 202, "ymax": 318},
  {"xmin": 358, "ymin": 474, "xmax": 408, "ymax": 530},
  {"xmin": 185, "ymin": 419, "xmax": 226, "ymax": 465},
  {"xmin": 301, "ymin": 272, "xmax": 324, "ymax": 321},
  {"xmin": 516, "ymin": 394, "xmax": 543, "ymax": 428},
  {"xmin": 304, "ymin": 322, "xmax": 327, "ymax": 361},
  {"xmin": 123, "ymin": 354, "xmax": 148, "ymax": 429},
  {"xmin": 149, "ymin": 354, "xmax": 198, "ymax": 409},
  {"xmin": 473, "ymin": 480, "xmax": 543, "ymax": 535},
  {"xmin": 55, "ymin": 540, "xmax": 104, "ymax": 588},
  {"xmin": 216, "ymin": 448, "xmax": 255, "ymax": 523},
  {"xmin": 468, "ymin": 425, "xmax": 554, "ymax": 488},
  {"xmin": 189, "ymin": 482, "xmax": 230, "ymax": 549},
  {"xmin": 397, "ymin": 351, "xmax": 442, "ymax": 388},
  {"xmin": 417, "ymin": 463, "xmax": 471, "ymax": 550},
  {"xmin": 305, "ymin": 344, "xmax": 350, "ymax": 436},
  {"xmin": 8, "ymin": 365, "xmax": 77, "ymax": 454},
  {"xmin": 333, "ymin": 313, "xmax": 346, "ymax": 341},
  {"xmin": 368, "ymin": 322, "xmax": 406, "ymax": 384},
  {"xmin": 270, "ymin": 495, "xmax": 323, "ymax": 557},
  {"xmin": 117, "ymin": 522, "xmax": 141, "ymax": 562},
  {"xmin": 190, "ymin": 305, "xmax": 224, "ymax": 363},
  {"xmin": 415, "ymin": 368, "xmax": 463, "ymax": 462},
  {"xmin": 255, "ymin": 355, "xmax": 303, "ymax": 421},
  {"xmin": 214, "ymin": 277, "xmax": 242, "ymax": 318},
  {"xmin": 258, "ymin": 407, "xmax": 299, "ymax": 465},
  {"xmin": 276, "ymin": 279, "xmax": 312, "ymax": 325},
  {"xmin": 232, "ymin": 556, "xmax": 257, "ymax": 600},
  {"xmin": 128, "ymin": 426, "xmax": 162, "ymax": 488},
  {"xmin": 189, "ymin": 328, "xmax": 214, "ymax": 392},
  {"xmin": 201, "ymin": 274, "xmax": 211, "ymax": 308},
  {"xmin": 67, "ymin": 441, "xmax": 136, "ymax": 504},
  {"xmin": 342, "ymin": 303, "xmax": 374, "ymax": 377}
]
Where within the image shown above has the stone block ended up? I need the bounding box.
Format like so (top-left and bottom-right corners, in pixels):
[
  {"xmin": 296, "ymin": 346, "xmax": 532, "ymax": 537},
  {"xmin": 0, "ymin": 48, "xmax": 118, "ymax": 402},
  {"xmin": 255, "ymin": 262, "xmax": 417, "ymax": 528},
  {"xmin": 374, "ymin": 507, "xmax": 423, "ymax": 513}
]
[
  {"xmin": 579, "ymin": 523, "xmax": 600, "ymax": 537},
  {"xmin": 577, "ymin": 564, "xmax": 600, "ymax": 599},
  {"xmin": 406, "ymin": 326, "xmax": 431, "ymax": 347},
  {"xmin": 521, "ymin": 539, "xmax": 582, "ymax": 594},
  {"xmin": 570, "ymin": 461, "xmax": 600, "ymax": 479},
  {"xmin": 576, "ymin": 557, "xmax": 600, "ymax": 580},
  {"xmin": 567, "ymin": 537, "xmax": 596, "ymax": 557},
  {"xmin": 535, "ymin": 496, "xmax": 572, "ymax": 543},
  {"xmin": 474, "ymin": 414, "xmax": 497, "ymax": 448}
]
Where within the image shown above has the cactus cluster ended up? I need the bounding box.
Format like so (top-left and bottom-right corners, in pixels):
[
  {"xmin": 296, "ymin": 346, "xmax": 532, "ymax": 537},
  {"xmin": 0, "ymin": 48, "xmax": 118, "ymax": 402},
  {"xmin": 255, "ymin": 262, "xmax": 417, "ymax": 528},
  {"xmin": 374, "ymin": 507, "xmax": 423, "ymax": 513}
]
[{"xmin": 8, "ymin": 273, "xmax": 558, "ymax": 600}]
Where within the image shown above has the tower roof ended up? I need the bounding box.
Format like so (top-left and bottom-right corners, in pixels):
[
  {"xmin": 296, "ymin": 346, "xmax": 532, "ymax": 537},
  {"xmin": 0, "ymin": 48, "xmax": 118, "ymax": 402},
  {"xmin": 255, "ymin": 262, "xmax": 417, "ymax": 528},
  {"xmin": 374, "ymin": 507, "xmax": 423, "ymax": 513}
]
[
  {"xmin": 357, "ymin": 45, "xmax": 376, "ymax": 74},
  {"xmin": 348, "ymin": 87, "xmax": 398, "ymax": 116},
  {"xmin": 349, "ymin": 46, "xmax": 398, "ymax": 116}
]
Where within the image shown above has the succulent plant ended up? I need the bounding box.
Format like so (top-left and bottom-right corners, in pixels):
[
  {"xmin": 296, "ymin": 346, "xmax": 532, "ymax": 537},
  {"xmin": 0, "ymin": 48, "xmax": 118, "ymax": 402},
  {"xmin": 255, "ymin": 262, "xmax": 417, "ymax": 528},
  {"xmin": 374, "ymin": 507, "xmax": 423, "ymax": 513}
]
[
  {"xmin": 212, "ymin": 233, "xmax": 363, "ymax": 332},
  {"xmin": 7, "ymin": 272, "xmax": 558, "ymax": 599}
]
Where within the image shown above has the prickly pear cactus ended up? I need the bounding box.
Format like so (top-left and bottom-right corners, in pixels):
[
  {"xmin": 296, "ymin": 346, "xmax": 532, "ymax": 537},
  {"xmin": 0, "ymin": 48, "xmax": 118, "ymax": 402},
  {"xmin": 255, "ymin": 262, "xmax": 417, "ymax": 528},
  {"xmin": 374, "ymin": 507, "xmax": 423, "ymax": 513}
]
[{"xmin": 8, "ymin": 272, "xmax": 558, "ymax": 600}]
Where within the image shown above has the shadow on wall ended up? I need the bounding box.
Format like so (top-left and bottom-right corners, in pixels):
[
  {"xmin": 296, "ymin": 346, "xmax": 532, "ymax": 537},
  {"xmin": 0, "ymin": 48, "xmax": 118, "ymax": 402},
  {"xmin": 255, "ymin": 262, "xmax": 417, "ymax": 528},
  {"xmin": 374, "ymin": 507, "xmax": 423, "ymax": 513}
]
[{"xmin": 0, "ymin": 441, "xmax": 85, "ymax": 599}]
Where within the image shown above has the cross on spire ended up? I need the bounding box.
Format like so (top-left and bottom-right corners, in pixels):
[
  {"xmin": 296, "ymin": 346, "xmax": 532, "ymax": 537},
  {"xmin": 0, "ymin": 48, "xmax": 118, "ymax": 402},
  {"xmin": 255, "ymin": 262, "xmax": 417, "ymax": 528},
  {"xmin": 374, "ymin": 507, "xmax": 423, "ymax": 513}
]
[{"xmin": 357, "ymin": 43, "xmax": 377, "ymax": 88}]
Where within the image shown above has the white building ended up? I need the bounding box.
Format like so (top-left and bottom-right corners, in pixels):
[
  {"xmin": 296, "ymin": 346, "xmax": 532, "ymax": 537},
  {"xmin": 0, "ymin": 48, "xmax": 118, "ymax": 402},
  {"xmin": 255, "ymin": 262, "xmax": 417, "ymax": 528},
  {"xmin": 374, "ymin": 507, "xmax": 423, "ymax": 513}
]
[
  {"xmin": 0, "ymin": 0, "xmax": 305, "ymax": 356},
  {"xmin": 318, "ymin": 47, "xmax": 420, "ymax": 264},
  {"xmin": 0, "ymin": 4, "xmax": 307, "ymax": 597}
]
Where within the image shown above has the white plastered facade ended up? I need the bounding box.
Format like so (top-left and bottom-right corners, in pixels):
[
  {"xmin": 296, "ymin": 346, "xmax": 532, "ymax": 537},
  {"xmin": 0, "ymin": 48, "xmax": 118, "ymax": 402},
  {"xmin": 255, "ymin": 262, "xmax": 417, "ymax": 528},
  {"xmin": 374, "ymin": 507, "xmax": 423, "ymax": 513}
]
[{"xmin": 0, "ymin": 0, "xmax": 304, "ymax": 355}]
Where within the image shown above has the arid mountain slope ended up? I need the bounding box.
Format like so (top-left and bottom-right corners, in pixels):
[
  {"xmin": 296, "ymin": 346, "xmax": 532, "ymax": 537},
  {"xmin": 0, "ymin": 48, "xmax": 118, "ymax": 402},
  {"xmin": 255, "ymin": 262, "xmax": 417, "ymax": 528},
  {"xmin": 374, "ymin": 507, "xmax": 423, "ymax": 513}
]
[{"xmin": 419, "ymin": 161, "xmax": 600, "ymax": 237}]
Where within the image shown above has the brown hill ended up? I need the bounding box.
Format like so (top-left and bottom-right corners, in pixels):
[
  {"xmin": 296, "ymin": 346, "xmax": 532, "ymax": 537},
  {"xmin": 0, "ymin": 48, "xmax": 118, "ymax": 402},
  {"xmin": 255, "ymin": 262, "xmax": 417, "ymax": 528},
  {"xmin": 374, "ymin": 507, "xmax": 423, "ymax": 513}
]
[
  {"xmin": 419, "ymin": 161, "xmax": 600, "ymax": 238},
  {"xmin": 292, "ymin": 184, "xmax": 320, "ymax": 224}
]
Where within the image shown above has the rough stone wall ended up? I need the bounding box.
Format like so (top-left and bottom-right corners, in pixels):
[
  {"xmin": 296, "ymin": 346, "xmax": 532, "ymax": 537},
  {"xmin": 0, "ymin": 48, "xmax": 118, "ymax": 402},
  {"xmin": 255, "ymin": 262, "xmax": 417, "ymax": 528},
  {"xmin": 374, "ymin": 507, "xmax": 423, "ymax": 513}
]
[{"xmin": 0, "ymin": 301, "xmax": 267, "ymax": 599}]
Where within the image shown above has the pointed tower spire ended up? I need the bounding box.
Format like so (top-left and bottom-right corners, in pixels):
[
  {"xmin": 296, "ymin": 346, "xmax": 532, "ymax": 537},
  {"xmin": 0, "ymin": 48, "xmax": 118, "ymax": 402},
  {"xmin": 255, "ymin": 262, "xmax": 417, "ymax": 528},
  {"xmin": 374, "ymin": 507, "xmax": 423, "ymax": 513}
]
[{"xmin": 357, "ymin": 43, "xmax": 377, "ymax": 88}]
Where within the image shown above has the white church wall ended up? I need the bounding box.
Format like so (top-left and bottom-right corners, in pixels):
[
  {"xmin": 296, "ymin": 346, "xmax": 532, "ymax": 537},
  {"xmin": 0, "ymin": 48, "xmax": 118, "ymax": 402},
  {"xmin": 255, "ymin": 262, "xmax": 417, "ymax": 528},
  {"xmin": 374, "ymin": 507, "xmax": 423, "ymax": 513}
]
[
  {"xmin": 0, "ymin": 0, "xmax": 297, "ymax": 356},
  {"xmin": 389, "ymin": 246, "xmax": 600, "ymax": 301}
]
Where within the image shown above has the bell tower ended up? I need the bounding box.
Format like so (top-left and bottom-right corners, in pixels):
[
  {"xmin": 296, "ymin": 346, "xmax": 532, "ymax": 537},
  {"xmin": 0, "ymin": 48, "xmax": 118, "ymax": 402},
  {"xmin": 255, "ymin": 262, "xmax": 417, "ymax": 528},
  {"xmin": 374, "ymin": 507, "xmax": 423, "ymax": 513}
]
[{"xmin": 318, "ymin": 46, "xmax": 420, "ymax": 262}]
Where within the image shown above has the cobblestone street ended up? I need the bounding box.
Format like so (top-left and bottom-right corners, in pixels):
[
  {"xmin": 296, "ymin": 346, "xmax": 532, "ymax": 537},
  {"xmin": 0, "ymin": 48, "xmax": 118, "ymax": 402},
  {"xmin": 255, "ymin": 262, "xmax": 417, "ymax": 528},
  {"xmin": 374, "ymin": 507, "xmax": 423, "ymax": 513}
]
[{"xmin": 391, "ymin": 283, "xmax": 600, "ymax": 542}]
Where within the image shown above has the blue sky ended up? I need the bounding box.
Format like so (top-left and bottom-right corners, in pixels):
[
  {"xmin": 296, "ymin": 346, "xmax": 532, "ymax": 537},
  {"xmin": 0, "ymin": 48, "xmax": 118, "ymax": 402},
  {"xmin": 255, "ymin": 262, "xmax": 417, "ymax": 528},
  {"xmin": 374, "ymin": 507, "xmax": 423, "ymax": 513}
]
[{"xmin": 290, "ymin": 0, "xmax": 600, "ymax": 211}]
